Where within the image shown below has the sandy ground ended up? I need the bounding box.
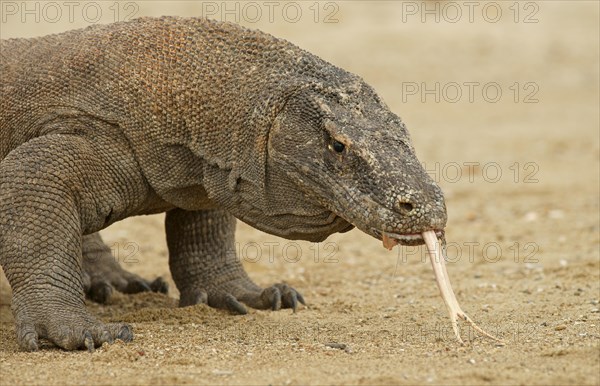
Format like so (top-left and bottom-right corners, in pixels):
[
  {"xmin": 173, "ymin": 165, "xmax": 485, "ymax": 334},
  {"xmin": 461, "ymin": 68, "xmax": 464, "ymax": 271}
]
[{"xmin": 0, "ymin": 1, "xmax": 599, "ymax": 385}]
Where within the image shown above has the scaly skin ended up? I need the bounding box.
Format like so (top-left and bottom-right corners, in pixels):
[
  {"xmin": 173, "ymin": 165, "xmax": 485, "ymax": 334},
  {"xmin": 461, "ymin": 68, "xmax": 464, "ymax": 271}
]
[
  {"xmin": 82, "ymin": 233, "xmax": 169, "ymax": 304},
  {"xmin": 166, "ymin": 209, "xmax": 304, "ymax": 312},
  {"xmin": 0, "ymin": 16, "xmax": 446, "ymax": 351}
]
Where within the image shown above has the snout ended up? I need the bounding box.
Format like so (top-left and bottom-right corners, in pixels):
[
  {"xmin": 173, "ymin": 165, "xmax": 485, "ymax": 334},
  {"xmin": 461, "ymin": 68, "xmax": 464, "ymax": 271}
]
[
  {"xmin": 391, "ymin": 186, "xmax": 448, "ymax": 231},
  {"xmin": 362, "ymin": 195, "xmax": 447, "ymax": 249}
]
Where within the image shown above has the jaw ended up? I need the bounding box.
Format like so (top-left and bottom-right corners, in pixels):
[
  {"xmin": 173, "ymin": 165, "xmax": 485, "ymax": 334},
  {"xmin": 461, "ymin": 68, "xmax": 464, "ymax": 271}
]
[
  {"xmin": 329, "ymin": 197, "xmax": 447, "ymax": 248},
  {"xmin": 276, "ymin": 216, "xmax": 354, "ymax": 242},
  {"xmin": 239, "ymin": 211, "xmax": 354, "ymax": 242},
  {"xmin": 332, "ymin": 206, "xmax": 446, "ymax": 248}
]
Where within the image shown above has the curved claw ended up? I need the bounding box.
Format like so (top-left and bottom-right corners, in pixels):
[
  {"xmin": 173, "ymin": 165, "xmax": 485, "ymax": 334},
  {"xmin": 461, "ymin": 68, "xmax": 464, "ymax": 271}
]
[
  {"xmin": 180, "ymin": 288, "xmax": 248, "ymax": 315},
  {"xmin": 178, "ymin": 282, "xmax": 306, "ymax": 315},
  {"xmin": 18, "ymin": 327, "xmax": 39, "ymax": 352},
  {"xmin": 84, "ymin": 331, "xmax": 95, "ymax": 353},
  {"xmin": 125, "ymin": 279, "xmax": 152, "ymax": 294},
  {"xmin": 150, "ymin": 277, "xmax": 169, "ymax": 294},
  {"xmin": 297, "ymin": 292, "xmax": 306, "ymax": 306},
  {"xmin": 286, "ymin": 291, "xmax": 298, "ymax": 312},
  {"xmin": 83, "ymin": 233, "xmax": 168, "ymax": 303},
  {"xmin": 224, "ymin": 294, "xmax": 248, "ymax": 315},
  {"xmin": 261, "ymin": 287, "xmax": 282, "ymax": 311},
  {"xmin": 100, "ymin": 330, "xmax": 114, "ymax": 345},
  {"xmin": 15, "ymin": 309, "xmax": 133, "ymax": 352},
  {"xmin": 116, "ymin": 325, "xmax": 134, "ymax": 343},
  {"xmin": 87, "ymin": 275, "xmax": 167, "ymax": 304},
  {"xmin": 275, "ymin": 284, "xmax": 300, "ymax": 312}
]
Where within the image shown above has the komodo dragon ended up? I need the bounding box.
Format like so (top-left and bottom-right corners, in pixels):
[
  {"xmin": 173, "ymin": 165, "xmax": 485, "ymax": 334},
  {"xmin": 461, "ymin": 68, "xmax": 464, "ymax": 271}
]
[{"xmin": 0, "ymin": 16, "xmax": 447, "ymax": 351}]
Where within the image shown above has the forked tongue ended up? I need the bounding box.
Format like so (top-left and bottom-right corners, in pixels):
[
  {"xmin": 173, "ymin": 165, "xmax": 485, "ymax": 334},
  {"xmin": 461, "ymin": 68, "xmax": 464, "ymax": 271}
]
[{"xmin": 421, "ymin": 230, "xmax": 504, "ymax": 345}]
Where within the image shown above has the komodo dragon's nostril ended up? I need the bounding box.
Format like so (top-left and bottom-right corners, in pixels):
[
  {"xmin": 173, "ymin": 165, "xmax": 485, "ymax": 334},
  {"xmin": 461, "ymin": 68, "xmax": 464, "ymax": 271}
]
[{"xmin": 398, "ymin": 201, "xmax": 414, "ymax": 214}]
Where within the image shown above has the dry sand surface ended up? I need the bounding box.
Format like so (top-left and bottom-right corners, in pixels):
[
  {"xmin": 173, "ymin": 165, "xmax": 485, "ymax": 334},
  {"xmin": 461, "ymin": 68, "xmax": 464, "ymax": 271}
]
[{"xmin": 0, "ymin": 1, "xmax": 599, "ymax": 385}]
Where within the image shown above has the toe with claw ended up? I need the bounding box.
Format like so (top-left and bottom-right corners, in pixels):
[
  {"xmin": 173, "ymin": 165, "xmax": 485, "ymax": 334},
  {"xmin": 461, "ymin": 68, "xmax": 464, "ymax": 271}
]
[{"xmin": 179, "ymin": 279, "xmax": 305, "ymax": 314}]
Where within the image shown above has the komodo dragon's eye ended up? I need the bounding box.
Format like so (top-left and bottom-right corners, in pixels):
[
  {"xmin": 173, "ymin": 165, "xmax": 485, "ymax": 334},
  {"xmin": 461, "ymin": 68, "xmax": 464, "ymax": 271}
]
[{"xmin": 330, "ymin": 140, "xmax": 345, "ymax": 153}]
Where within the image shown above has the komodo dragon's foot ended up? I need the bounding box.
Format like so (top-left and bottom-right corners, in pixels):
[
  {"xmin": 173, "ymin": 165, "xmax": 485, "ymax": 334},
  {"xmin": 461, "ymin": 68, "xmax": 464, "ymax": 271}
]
[
  {"xmin": 179, "ymin": 279, "xmax": 305, "ymax": 315},
  {"xmin": 14, "ymin": 299, "xmax": 132, "ymax": 352},
  {"xmin": 166, "ymin": 209, "xmax": 306, "ymax": 314},
  {"xmin": 82, "ymin": 233, "xmax": 169, "ymax": 303}
]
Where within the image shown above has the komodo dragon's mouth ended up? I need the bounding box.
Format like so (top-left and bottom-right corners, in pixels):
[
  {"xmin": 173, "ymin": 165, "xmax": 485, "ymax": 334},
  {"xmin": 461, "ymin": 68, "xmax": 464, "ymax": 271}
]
[{"xmin": 371, "ymin": 229, "xmax": 444, "ymax": 248}]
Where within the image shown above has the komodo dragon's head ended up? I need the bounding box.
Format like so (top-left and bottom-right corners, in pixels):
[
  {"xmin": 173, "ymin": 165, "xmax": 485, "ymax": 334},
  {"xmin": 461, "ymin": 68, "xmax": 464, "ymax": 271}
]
[{"xmin": 262, "ymin": 79, "xmax": 447, "ymax": 246}]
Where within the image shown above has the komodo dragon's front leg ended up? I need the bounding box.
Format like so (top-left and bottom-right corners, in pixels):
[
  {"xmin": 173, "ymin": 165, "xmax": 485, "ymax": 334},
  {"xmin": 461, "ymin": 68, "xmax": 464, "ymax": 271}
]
[
  {"xmin": 82, "ymin": 233, "xmax": 168, "ymax": 304},
  {"xmin": 0, "ymin": 129, "xmax": 155, "ymax": 351},
  {"xmin": 166, "ymin": 209, "xmax": 305, "ymax": 313}
]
